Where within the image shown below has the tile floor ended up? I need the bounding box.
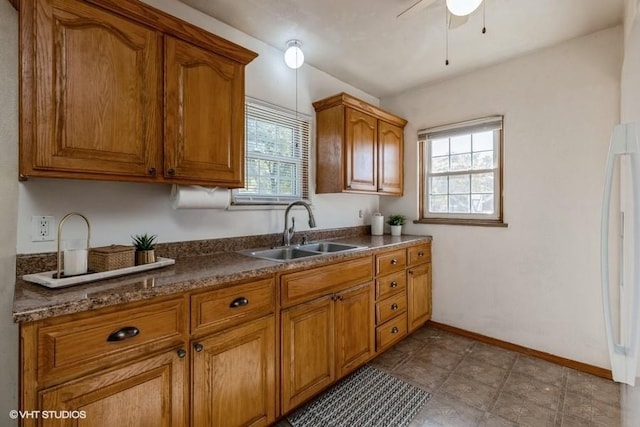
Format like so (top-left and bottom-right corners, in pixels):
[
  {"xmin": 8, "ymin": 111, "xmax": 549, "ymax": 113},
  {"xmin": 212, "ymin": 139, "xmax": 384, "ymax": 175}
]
[{"xmin": 369, "ymin": 324, "xmax": 622, "ymax": 427}]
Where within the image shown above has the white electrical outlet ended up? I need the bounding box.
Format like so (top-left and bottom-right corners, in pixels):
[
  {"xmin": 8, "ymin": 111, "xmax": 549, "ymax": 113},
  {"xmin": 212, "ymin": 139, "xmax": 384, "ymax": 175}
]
[{"xmin": 32, "ymin": 216, "xmax": 55, "ymax": 242}]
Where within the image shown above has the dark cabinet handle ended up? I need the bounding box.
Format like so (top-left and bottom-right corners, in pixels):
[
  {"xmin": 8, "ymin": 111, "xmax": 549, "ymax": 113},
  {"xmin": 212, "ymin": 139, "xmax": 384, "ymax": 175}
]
[
  {"xmin": 177, "ymin": 349, "xmax": 186, "ymax": 358},
  {"xmin": 107, "ymin": 326, "xmax": 139, "ymax": 342},
  {"xmin": 194, "ymin": 343, "xmax": 204, "ymax": 352},
  {"xmin": 167, "ymin": 168, "xmax": 176, "ymax": 176},
  {"xmin": 408, "ymin": 270, "xmax": 414, "ymax": 275},
  {"xmin": 391, "ymin": 327, "xmax": 399, "ymax": 334},
  {"xmin": 391, "ymin": 303, "xmax": 399, "ymax": 311},
  {"xmin": 390, "ymin": 281, "xmax": 398, "ymax": 288},
  {"xmin": 229, "ymin": 297, "xmax": 249, "ymax": 308},
  {"xmin": 391, "ymin": 259, "xmax": 398, "ymax": 265},
  {"xmin": 418, "ymin": 251, "xmax": 424, "ymax": 257},
  {"xmin": 148, "ymin": 167, "xmax": 156, "ymax": 176}
]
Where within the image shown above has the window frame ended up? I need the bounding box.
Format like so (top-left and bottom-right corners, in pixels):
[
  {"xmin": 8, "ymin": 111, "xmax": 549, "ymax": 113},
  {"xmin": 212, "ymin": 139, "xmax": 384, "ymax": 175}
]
[
  {"xmin": 417, "ymin": 115, "xmax": 507, "ymax": 227},
  {"xmin": 231, "ymin": 97, "xmax": 311, "ymax": 207}
]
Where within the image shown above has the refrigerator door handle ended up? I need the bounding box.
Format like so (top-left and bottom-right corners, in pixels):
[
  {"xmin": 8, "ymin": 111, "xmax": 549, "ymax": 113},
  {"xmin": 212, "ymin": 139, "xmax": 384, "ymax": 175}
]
[{"xmin": 601, "ymin": 122, "xmax": 640, "ymax": 385}]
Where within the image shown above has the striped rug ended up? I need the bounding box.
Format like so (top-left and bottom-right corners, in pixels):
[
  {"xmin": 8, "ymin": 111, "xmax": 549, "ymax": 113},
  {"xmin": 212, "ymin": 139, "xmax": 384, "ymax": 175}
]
[{"xmin": 287, "ymin": 364, "xmax": 431, "ymax": 427}]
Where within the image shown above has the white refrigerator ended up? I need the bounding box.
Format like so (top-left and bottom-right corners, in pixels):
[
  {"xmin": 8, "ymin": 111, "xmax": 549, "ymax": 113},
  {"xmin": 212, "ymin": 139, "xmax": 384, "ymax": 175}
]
[{"xmin": 602, "ymin": 123, "xmax": 640, "ymax": 425}]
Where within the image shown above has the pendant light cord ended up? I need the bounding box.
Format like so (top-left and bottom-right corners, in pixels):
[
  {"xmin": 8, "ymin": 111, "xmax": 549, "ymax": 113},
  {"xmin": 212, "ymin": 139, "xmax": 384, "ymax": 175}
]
[
  {"xmin": 482, "ymin": 0, "xmax": 486, "ymax": 34},
  {"xmin": 445, "ymin": 9, "xmax": 449, "ymax": 66}
]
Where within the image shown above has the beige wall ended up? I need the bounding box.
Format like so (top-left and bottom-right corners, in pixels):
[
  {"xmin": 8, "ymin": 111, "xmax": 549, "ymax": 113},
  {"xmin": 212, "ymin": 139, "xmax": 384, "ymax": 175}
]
[
  {"xmin": 0, "ymin": 2, "xmax": 19, "ymax": 426},
  {"xmin": 381, "ymin": 26, "xmax": 623, "ymax": 368}
]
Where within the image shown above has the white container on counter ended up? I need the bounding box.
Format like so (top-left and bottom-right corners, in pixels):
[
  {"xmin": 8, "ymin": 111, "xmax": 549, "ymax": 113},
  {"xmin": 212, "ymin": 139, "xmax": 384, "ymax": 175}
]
[{"xmin": 371, "ymin": 213, "xmax": 384, "ymax": 236}]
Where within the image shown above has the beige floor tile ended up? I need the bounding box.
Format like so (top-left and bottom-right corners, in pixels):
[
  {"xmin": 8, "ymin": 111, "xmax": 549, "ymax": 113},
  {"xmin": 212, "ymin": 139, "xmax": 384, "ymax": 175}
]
[
  {"xmin": 369, "ymin": 347, "xmax": 410, "ymax": 371},
  {"xmin": 465, "ymin": 342, "xmax": 518, "ymax": 370},
  {"xmin": 511, "ymin": 355, "xmax": 564, "ymax": 387},
  {"xmin": 565, "ymin": 369, "xmax": 621, "ymax": 407},
  {"xmin": 393, "ymin": 359, "xmax": 451, "ymax": 392},
  {"xmin": 440, "ymin": 372, "xmax": 500, "ymax": 410},
  {"xmin": 408, "ymin": 393, "xmax": 485, "ymax": 427},
  {"xmin": 393, "ymin": 336, "xmax": 428, "ymax": 354},
  {"xmin": 562, "ymin": 390, "xmax": 622, "ymax": 426},
  {"xmin": 502, "ymin": 371, "xmax": 562, "ymax": 410},
  {"xmin": 454, "ymin": 357, "xmax": 509, "ymax": 388},
  {"xmin": 429, "ymin": 333, "xmax": 476, "ymax": 355},
  {"xmin": 411, "ymin": 343, "xmax": 465, "ymax": 371},
  {"xmin": 492, "ymin": 391, "xmax": 557, "ymax": 427}
]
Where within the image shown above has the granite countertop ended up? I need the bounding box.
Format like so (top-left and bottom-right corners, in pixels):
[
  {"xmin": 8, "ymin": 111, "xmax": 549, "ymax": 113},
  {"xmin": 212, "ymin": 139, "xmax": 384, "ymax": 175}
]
[{"xmin": 13, "ymin": 234, "xmax": 432, "ymax": 323}]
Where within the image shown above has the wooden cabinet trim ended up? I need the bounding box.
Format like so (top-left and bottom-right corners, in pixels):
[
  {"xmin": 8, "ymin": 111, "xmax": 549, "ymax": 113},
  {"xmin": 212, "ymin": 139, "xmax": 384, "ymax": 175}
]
[
  {"xmin": 376, "ymin": 312, "xmax": 408, "ymax": 352},
  {"xmin": 375, "ymin": 270, "xmax": 407, "ymax": 299},
  {"xmin": 312, "ymin": 93, "xmax": 407, "ymax": 128},
  {"xmin": 85, "ymin": 0, "xmax": 258, "ymax": 64},
  {"xmin": 375, "ymin": 291, "xmax": 407, "ymax": 325},
  {"xmin": 408, "ymin": 243, "xmax": 432, "ymax": 266}
]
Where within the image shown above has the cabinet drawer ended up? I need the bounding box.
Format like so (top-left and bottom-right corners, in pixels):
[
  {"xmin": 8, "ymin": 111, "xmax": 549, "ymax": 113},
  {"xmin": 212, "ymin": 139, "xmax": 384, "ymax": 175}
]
[
  {"xmin": 375, "ymin": 249, "xmax": 406, "ymax": 276},
  {"xmin": 191, "ymin": 277, "xmax": 275, "ymax": 336},
  {"xmin": 38, "ymin": 298, "xmax": 186, "ymax": 383},
  {"xmin": 375, "ymin": 292, "xmax": 407, "ymax": 325},
  {"xmin": 376, "ymin": 313, "xmax": 407, "ymax": 351},
  {"xmin": 281, "ymin": 257, "xmax": 373, "ymax": 307},
  {"xmin": 408, "ymin": 243, "xmax": 431, "ymax": 266},
  {"xmin": 375, "ymin": 271, "xmax": 406, "ymax": 299}
]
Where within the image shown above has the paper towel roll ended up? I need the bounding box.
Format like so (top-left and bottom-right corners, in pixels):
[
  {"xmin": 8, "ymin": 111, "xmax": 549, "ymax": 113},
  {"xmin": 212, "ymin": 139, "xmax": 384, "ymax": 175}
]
[
  {"xmin": 171, "ymin": 185, "xmax": 230, "ymax": 209},
  {"xmin": 371, "ymin": 213, "xmax": 384, "ymax": 235}
]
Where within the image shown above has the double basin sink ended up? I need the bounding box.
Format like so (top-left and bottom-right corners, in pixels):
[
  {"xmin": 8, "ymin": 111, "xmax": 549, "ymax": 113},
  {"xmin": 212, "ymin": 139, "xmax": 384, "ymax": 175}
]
[{"xmin": 243, "ymin": 241, "xmax": 367, "ymax": 262}]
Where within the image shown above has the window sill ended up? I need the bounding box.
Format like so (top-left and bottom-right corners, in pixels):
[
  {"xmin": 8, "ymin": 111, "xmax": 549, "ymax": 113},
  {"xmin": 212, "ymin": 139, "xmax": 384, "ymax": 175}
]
[{"xmin": 414, "ymin": 218, "xmax": 508, "ymax": 228}]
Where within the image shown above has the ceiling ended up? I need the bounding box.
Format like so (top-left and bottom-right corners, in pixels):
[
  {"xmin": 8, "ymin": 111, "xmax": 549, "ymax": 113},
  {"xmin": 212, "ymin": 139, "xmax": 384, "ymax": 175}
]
[{"xmin": 180, "ymin": 0, "xmax": 624, "ymax": 98}]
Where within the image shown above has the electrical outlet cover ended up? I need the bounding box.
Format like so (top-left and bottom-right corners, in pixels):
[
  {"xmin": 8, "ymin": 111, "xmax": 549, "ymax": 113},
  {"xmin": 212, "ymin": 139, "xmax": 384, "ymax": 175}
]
[{"xmin": 31, "ymin": 216, "xmax": 55, "ymax": 242}]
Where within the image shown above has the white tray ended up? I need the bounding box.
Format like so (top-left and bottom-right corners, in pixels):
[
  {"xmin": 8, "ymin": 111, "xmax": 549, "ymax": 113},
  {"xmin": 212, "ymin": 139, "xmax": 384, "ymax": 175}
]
[{"xmin": 23, "ymin": 257, "xmax": 176, "ymax": 289}]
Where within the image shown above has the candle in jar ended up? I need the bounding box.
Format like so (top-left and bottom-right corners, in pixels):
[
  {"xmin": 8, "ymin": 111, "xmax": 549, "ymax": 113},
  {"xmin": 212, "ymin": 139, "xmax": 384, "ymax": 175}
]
[{"xmin": 64, "ymin": 249, "xmax": 88, "ymax": 276}]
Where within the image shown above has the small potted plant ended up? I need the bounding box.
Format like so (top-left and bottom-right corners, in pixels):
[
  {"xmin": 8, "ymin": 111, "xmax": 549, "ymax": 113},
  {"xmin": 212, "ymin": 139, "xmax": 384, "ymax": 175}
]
[
  {"xmin": 132, "ymin": 233, "xmax": 157, "ymax": 265},
  {"xmin": 387, "ymin": 215, "xmax": 406, "ymax": 236}
]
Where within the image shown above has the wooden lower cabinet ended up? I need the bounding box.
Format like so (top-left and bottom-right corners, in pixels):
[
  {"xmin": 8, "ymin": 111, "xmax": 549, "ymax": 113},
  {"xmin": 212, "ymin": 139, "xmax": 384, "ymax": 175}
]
[
  {"xmin": 280, "ymin": 282, "xmax": 374, "ymax": 414},
  {"xmin": 335, "ymin": 283, "xmax": 375, "ymax": 378},
  {"xmin": 38, "ymin": 349, "xmax": 187, "ymax": 427},
  {"xmin": 407, "ymin": 263, "xmax": 432, "ymax": 332},
  {"xmin": 192, "ymin": 315, "xmax": 276, "ymax": 427},
  {"xmin": 281, "ymin": 297, "xmax": 335, "ymax": 414}
]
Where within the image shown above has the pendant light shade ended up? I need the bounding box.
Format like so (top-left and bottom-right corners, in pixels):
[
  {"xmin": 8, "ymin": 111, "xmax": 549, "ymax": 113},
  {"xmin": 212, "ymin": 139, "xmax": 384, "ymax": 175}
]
[
  {"xmin": 446, "ymin": 0, "xmax": 482, "ymax": 16},
  {"xmin": 284, "ymin": 40, "xmax": 304, "ymax": 69}
]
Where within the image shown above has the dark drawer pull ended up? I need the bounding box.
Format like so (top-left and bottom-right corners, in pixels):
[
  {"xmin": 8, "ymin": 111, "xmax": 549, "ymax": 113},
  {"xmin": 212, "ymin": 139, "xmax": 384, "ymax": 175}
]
[
  {"xmin": 194, "ymin": 343, "xmax": 204, "ymax": 352},
  {"xmin": 391, "ymin": 303, "xmax": 399, "ymax": 311},
  {"xmin": 391, "ymin": 327, "xmax": 399, "ymax": 334},
  {"xmin": 391, "ymin": 259, "xmax": 398, "ymax": 265},
  {"xmin": 107, "ymin": 326, "xmax": 139, "ymax": 342},
  {"xmin": 418, "ymin": 251, "xmax": 425, "ymax": 257},
  {"xmin": 390, "ymin": 281, "xmax": 398, "ymax": 288},
  {"xmin": 230, "ymin": 297, "xmax": 249, "ymax": 308},
  {"xmin": 177, "ymin": 349, "xmax": 187, "ymax": 359}
]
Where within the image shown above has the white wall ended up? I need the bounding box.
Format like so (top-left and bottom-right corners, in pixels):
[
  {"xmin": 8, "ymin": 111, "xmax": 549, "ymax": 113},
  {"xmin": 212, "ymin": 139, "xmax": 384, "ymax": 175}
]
[
  {"xmin": 0, "ymin": 2, "xmax": 20, "ymax": 425},
  {"xmin": 380, "ymin": 27, "xmax": 623, "ymax": 368},
  {"xmin": 16, "ymin": 0, "xmax": 381, "ymax": 254}
]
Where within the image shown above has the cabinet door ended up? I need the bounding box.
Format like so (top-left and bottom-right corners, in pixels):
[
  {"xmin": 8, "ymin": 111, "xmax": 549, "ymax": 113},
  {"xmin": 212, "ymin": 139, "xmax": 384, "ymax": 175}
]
[
  {"xmin": 192, "ymin": 316, "xmax": 276, "ymax": 427},
  {"xmin": 281, "ymin": 297, "xmax": 335, "ymax": 414},
  {"xmin": 165, "ymin": 36, "xmax": 245, "ymax": 186},
  {"xmin": 38, "ymin": 349, "xmax": 187, "ymax": 427},
  {"xmin": 407, "ymin": 263, "xmax": 432, "ymax": 332},
  {"xmin": 345, "ymin": 108, "xmax": 377, "ymax": 192},
  {"xmin": 378, "ymin": 121, "xmax": 404, "ymax": 195},
  {"xmin": 28, "ymin": 0, "xmax": 162, "ymax": 179},
  {"xmin": 335, "ymin": 283, "xmax": 375, "ymax": 379}
]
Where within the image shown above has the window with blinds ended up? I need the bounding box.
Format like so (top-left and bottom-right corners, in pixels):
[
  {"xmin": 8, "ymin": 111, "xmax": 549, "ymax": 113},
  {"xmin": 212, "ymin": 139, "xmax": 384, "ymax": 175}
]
[
  {"xmin": 418, "ymin": 116, "xmax": 506, "ymax": 226},
  {"xmin": 232, "ymin": 98, "xmax": 310, "ymax": 205}
]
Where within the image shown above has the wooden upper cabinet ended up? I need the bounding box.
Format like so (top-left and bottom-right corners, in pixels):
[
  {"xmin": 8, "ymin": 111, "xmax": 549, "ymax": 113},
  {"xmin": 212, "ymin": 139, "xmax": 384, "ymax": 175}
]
[
  {"xmin": 23, "ymin": 0, "xmax": 162, "ymax": 180},
  {"xmin": 378, "ymin": 121, "xmax": 404, "ymax": 195},
  {"xmin": 345, "ymin": 109, "xmax": 378, "ymax": 192},
  {"xmin": 164, "ymin": 36, "xmax": 245, "ymax": 186},
  {"xmin": 18, "ymin": 0, "xmax": 257, "ymax": 184},
  {"xmin": 313, "ymin": 93, "xmax": 407, "ymax": 196}
]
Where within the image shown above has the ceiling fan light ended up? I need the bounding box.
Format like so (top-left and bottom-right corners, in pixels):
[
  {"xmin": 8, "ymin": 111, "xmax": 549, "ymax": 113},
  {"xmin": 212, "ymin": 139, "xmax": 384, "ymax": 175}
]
[
  {"xmin": 446, "ymin": 0, "xmax": 482, "ymax": 16},
  {"xmin": 284, "ymin": 40, "xmax": 304, "ymax": 69}
]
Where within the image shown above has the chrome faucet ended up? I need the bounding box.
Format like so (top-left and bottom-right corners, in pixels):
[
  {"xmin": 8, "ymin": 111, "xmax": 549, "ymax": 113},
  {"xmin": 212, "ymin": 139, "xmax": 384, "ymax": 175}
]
[{"xmin": 283, "ymin": 201, "xmax": 316, "ymax": 246}]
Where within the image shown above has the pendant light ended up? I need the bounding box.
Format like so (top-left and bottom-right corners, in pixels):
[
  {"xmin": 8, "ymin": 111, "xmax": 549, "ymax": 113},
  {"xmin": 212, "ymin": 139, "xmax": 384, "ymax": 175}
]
[
  {"xmin": 446, "ymin": 0, "xmax": 482, "ymax": 17},
  {"xmin": 284, "ymin": 40, "xmax": 304, "ymax": 69}
]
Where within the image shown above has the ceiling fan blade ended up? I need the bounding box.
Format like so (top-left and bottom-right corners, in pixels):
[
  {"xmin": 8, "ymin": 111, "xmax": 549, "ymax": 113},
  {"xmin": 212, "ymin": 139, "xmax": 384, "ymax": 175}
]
[
  {"xmin": 396, "ymin": 0, "xmax": 438, "ymax": 19},
  {"xmin": 448, "ymin": 12, "xmax": 469, "ymax": 29}
]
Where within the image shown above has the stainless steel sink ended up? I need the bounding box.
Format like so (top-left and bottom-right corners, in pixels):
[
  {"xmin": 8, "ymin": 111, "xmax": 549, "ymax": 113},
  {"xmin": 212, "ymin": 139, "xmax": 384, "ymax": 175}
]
[
  {"xmin": 245, "ymin": 247, "xmax": 320, "ymax": 262},
  {"xmin": 298, "ymin": 242, "xmax": 361, "ymax": 253},
  {"xmin": 242, "ymin": 241, "xmax": 367, "ymax": 262}
]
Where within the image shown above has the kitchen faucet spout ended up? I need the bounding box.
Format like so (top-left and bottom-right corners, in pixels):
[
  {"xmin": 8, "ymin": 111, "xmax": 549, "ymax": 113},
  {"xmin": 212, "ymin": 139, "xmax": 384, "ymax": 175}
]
[{"xmin": 283, "ymin": 201, "xmax": 316, "ymax": 246}]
